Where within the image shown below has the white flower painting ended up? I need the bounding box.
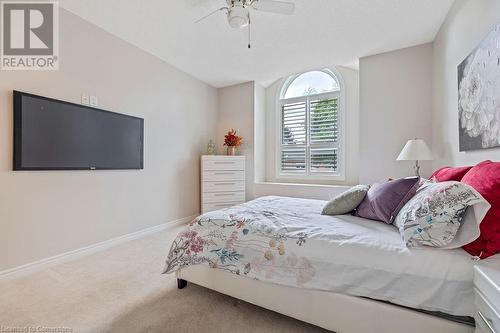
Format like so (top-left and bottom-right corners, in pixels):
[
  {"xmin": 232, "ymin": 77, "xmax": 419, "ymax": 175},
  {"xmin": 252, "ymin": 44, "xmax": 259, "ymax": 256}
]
[{"xmin": 458, "ymin": 24, "xmax": 500, "ymax": 151}]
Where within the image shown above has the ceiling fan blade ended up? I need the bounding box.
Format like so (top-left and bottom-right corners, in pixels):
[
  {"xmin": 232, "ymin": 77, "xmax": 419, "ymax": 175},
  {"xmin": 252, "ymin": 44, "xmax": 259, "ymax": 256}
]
[
  {"xmin": 195, "ymin": 7, "xmax": 228, "ymax": 24},
  {"xmin": 252, "ymin": 0, "xmax": 295, "ymax": 15}
]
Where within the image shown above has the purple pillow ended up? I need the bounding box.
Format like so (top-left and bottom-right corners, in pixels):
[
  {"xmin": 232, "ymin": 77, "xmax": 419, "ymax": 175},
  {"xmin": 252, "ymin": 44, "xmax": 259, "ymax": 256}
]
[{"xmin": 355, "ymin": 177, "xmax": 420, "ymax": 224}]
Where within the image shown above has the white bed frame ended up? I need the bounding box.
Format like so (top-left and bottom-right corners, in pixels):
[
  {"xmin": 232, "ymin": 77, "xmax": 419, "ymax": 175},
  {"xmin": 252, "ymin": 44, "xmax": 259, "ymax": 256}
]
[{"xmin": 177, "ymin": 265, "xmax": 474, "ymax": 333}]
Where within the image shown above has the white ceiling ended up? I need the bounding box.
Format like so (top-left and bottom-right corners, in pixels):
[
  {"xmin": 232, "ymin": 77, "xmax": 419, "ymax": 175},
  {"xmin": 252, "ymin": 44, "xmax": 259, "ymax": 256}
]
[{"xmin": 59, "ymin": 0, "xmax": 455, "ymax": 88}]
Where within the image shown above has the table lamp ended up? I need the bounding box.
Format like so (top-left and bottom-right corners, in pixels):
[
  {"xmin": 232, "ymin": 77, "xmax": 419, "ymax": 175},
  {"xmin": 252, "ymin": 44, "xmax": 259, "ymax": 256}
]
[{"xmin": 397, "ymin": 139, "xmax": 433, "ymax": 177}]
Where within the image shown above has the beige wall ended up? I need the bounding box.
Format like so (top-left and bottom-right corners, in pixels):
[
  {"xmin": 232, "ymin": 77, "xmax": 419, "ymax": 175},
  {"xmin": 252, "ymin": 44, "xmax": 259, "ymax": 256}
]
[
  {"xmin": 432, "ymin": 0, "xmax": 500, "ymax": 168},
  {"xmin": 359, "ymin": 43, "xmax": 433, "ymax": 184},
  {"xmin": 254, "ymin": 83, "xmax": 266, "ymax": 184},
  {"xmin": 0, "ymin": 9, "xmax": 218, "ymax": 271},
  {"xmin": 216, "ymin": 82, "xmax": 255, "ymax": 199}
]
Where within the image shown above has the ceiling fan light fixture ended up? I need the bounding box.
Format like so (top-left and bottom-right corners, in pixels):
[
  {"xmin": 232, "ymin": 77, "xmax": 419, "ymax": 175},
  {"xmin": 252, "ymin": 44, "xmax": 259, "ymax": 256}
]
[{"xmin": 227, "ymin": 6, "xmax": 249, "ymax": 28}]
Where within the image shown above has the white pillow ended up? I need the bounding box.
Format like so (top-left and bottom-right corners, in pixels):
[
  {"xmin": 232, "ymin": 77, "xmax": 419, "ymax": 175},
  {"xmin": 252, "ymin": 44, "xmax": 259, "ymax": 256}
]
[
  {"xmin": 448, "ymin": 196, "xmax": 490, "ymax": 249},
  {"xmin": 394, "ymin": 181, "xmax": 491, "ymax": 249}
]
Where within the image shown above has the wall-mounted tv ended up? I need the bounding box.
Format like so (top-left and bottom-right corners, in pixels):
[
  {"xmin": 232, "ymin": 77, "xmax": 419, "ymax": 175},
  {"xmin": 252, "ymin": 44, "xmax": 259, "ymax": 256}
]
[{"xmin": 13, "ymin": 91, "xmax": 144, "ymax": 170}]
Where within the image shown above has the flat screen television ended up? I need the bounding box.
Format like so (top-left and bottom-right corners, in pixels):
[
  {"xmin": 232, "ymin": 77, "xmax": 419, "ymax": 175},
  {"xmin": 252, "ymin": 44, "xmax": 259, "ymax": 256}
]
[{"xmin": 13, "ymin": 91, "xmax": 144, "ymax": 170}]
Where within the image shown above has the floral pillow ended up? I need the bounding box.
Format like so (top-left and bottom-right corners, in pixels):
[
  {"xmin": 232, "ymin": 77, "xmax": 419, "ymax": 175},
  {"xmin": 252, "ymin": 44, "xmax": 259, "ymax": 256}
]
[{"xmin": 394, "ymin": 181, "xmax": 490, "ymax": 248}]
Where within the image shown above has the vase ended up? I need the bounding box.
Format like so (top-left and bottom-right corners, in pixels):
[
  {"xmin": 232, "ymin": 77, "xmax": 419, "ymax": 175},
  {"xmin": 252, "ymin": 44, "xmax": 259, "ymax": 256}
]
[
  {"xmin": 227, "ymin": 146, "xmax": 236, "ymax": 156},
  {"xmin": 207, "ymin": 140, "xmax": 216, "ymax": 155}
]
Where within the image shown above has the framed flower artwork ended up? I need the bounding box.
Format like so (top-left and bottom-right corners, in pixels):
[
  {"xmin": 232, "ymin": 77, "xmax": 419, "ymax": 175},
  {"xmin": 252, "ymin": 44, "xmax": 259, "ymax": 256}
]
[{"xmin": 458, "ymin": 24, "xmax": 500, "ymax": 151}]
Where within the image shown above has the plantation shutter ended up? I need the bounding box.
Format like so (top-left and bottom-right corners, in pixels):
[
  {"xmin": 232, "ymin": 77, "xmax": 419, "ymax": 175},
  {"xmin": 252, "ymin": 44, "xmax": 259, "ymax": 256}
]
[
  {"xmin": 309, "ymin": 97, "xmax": 338, "ymax": 173},
  {"xmin": 281, "ymin": 101, "xmax": 306, "ymax": 173},
  {"xmin": 280, "ymin": 93, "xmax": 340, "ymax": 176},
  {"xmin": 281, "ymin": 149, "xmax": 306, "ymax": 173},
  {"xmin": 309, "ymin": 98, "xmax": 338, "ymax": 144},
  {"xmin": 310, "ymin": 148, "xmax": 338, "ymax": 172},
  {"xmin": 281, "ymin": 101, "xmax": 306, "ymax": 145}
]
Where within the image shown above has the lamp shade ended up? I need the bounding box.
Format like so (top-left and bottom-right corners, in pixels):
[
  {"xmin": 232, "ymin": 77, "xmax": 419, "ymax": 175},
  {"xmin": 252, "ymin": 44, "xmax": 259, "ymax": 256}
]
[{"xmin": 397, "ymin": 139, "xmax": 433, "ymax": 161}]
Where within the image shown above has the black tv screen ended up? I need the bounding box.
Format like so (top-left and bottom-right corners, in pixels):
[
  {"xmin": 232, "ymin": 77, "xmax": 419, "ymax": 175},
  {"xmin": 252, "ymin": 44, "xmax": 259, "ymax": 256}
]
[{"xmin": 13, "ymin": 91, "xmax": 144, "ymax": 170}]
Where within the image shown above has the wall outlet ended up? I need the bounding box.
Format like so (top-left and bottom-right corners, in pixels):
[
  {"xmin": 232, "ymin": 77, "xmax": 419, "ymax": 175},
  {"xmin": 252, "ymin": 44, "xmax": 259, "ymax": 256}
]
[
  {"xmin": 90, "ymin": 95, "xmax": 99, "ymax": 107},
  {"xmin": 81, "ymin": 94, "xmax": 90, "ymax": 105}
]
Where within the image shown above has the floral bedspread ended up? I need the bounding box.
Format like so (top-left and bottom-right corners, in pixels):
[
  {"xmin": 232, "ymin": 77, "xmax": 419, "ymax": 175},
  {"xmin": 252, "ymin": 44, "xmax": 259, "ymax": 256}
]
[
  {"xmin": 163, "ymin": 196, "xmax": 480, "ymax": 316},
  {"xmin": 163, "ymin": 196, "xmax": 316, "ymax": 285}
]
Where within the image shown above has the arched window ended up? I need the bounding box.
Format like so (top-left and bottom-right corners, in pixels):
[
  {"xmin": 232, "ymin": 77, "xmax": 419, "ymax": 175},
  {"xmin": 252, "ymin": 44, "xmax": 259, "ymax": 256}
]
[{"xmin": 278, "ymin": 69, "xmax": 344, "ymax": 179}]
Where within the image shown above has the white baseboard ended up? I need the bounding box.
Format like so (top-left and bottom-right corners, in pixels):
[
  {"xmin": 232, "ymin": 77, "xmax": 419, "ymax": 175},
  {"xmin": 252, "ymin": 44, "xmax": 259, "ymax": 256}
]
[{"xmin": 0, "ymin": 214, "xmax": 196, "ymax": 280}]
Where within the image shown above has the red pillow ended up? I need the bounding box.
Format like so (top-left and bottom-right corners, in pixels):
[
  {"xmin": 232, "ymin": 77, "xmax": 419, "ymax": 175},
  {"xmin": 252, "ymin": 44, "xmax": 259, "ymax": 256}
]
[
  {"xmin": 462, "ymin": 161, "xmax": 500, "ymax": 259},
  {"xmin": 430, "ymin": 166, "xmax": 472, "ymax": 182}
]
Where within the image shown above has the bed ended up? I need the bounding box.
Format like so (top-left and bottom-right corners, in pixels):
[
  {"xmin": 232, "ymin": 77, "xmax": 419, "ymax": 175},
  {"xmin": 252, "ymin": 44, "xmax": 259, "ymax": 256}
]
[{"xmin": 164, "ymin": 196, "xmax": 492, "ymax": 333}]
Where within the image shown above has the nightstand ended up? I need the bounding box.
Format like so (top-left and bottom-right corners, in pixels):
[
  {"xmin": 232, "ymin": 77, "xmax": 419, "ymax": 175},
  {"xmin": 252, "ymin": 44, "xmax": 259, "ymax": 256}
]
[{"xmin": 474, "ymin": 265, "xmax": 500, "ymax": 333}]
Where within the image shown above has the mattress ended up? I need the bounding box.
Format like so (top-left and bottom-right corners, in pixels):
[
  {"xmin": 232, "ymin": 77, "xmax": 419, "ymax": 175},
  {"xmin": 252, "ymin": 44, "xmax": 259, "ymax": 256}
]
[{"xmin": 164, "ymin": 196, "xmax": 496, "ymax": 317}]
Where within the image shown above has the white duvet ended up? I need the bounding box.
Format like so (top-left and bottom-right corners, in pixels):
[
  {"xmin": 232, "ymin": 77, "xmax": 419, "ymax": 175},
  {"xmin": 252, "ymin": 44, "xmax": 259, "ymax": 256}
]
[{"xmin": 164, "ymin": 196, "xmax": 490, "ymax": 316}]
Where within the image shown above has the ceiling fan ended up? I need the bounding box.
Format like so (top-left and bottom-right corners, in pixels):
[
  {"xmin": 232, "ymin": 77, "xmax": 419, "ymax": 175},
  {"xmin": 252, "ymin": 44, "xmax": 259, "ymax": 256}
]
[{"xmin": 196, "ymin": 0, "xmax": 295, "ymax": 48}]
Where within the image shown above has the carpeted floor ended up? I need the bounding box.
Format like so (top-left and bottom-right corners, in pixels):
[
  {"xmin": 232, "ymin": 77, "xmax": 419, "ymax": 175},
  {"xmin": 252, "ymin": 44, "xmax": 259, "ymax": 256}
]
[{"xmin": 0, "ymin": 226, "xmax": 330, "ymax": 333}]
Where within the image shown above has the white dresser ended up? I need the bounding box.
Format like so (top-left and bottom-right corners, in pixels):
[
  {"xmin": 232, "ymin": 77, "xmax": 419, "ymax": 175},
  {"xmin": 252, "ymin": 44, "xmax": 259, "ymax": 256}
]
[
  {"xmin": 201, "ymin": 155, "xmax": 246, "ymax": 214},
  {"xmin": 474, "ymin": 265, "xmax": 500, "ymax": 333}
]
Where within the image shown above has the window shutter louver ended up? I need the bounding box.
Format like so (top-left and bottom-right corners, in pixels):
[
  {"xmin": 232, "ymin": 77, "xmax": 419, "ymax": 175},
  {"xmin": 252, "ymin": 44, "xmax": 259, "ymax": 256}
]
[
  {"xmin": 310, "ymin": 98, "xmax": 338, "ymax": 144},
  {"xmin": 281, "ymin": 101, "xmax": 307, "ymax": 173},
  {"xmin": 281, "ymin": 148, "xmax": 306, "ymax": 173},
  {"xmin": 282, "ymin": 101, "xmax": 306, "ymax": 145},
  {"xmin": 310, "ymin": 148, "xmax": 338, "ymax": 173}
]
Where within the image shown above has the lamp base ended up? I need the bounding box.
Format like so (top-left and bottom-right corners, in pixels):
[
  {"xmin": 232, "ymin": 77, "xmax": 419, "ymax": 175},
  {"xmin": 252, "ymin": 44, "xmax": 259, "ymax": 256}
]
[{"xmin": 414, "ymin": 160, "xmax": 421, "ymax": 177}]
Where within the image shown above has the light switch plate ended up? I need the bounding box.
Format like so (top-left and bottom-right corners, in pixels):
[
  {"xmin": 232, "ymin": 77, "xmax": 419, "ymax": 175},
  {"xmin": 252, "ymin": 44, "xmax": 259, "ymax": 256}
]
[
  {"xmin": 81, "ymin": 94, "xmax": 90, "ymax": 105},
  {"xmin": 90, "ymin": 95, "xmax": 98, "ymax": 107}
]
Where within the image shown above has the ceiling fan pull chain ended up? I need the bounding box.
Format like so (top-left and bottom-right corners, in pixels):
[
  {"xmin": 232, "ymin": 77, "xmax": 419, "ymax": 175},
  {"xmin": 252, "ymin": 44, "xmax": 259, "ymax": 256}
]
[{"xmin": 248, "ymin": 14, "xmax": 251, "ymax": 49}]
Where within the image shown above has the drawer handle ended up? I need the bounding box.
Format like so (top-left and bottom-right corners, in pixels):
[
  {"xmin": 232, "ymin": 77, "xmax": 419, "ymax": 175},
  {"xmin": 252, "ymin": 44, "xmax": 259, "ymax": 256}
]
[
  {"xmin": 214, "ymin": 162, "xmax": 235, "ymax": 164},
  {"xmin": 214, "ymin": 172, "xmax": 234, "ymax": 175},
  {"xmin": 213, "ymin": 182, "xmax": 236, "ymax": 186},
  {"xmin": 214, "ymin": 193, "xmax": 236, "ymax": 196},
  {"xmin": 214, "ymin": 204, "xmax": 232, "ymax": 207},
  {"xmin": 478, "ymin": 311, "xmax": 497, "ymax": 333}
]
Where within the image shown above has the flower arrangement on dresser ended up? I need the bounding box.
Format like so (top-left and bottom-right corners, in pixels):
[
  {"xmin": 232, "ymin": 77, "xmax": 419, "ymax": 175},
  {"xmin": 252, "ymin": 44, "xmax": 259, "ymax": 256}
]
[{"xmin": 223, "ymin": 129, "xmax": 243, "ymax": 155}]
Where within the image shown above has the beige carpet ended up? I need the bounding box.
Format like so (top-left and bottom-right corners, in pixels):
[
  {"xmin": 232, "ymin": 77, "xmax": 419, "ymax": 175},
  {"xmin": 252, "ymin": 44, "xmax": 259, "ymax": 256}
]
[{"xmin": 0, "ymin": 226, "xmax": 330, "ymax": 333}]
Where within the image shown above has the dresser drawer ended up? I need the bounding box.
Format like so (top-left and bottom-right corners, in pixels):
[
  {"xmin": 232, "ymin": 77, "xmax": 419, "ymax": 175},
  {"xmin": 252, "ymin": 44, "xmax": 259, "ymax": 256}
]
[
  {"xmin": 203, "ymin": 191, "xmax": 245, "ymax": 203},
  {"xmin": 202, "ymin": 201, "xmax": 243, "ymax": 213},
  {"xmin": 202, "ymin": 158, "xmax": 245, "ymax": 171},
  {"xmin": 203, "ymin": 181, "xmax": 245, "ymax": 193},
  {"xmin": 477, "ymin": 314, "xmax": 496, "ymax": 333},
  {"xmin": 203, "ymin": 170, "xmax": 245, "ymax": 181},
  {"xmin": 475, "ymin": 288, "xmax": 500, "ymax": 333},
  {"xmin": 475, "ymin": 266, "xmax": 500, "ymax": 313}
]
